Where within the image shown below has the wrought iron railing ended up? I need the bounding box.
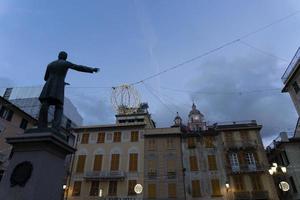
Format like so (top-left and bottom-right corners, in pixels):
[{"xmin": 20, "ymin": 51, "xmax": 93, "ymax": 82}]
[
  {"xmin": 84, "ymin": 170, "xmax": 126, "ymax": 180},
  {"xmin": 282, "ymin": 47, "xmax": 300, "ymax": 84}
]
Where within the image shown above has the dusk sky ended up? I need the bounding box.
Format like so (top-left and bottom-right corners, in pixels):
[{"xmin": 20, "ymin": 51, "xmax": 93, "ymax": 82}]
[{"xmin": 1, "ymin": 0, "xmax": 300, "ymax": 145}]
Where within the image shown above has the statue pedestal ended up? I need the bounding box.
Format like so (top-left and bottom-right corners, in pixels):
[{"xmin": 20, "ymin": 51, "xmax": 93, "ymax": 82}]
[{"xmin": 0, "ymin": 130, "xmax": 76, "ymax": 200}]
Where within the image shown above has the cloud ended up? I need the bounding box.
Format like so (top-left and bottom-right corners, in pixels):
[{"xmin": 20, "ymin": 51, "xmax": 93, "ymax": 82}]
[
  {"xmin": 150, "ymin": 55, "xmax": 297, "ymax": 145},
  {"xmin": 66, "ymin": 90, "xmax": 115, "ymax": 125},
  {"xmin": 188, "ymin": 55, "xmax": 297, "ymax": 141}
]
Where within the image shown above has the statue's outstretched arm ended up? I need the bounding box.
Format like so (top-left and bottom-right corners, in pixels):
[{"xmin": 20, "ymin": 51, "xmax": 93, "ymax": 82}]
[{"xmin": 68, "ymin": 62, "xmax": 98, "ymax": 73}]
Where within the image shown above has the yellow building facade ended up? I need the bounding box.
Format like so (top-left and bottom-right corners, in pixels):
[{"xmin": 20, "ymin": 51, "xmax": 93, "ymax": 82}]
[{"xmin": 66, "ymin": 112, "xmax": 154, "ymax": 199}]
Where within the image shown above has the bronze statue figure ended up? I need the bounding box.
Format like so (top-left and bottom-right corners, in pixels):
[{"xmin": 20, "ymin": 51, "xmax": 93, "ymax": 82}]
[{"xmin": 38, "ymin": 51, "xmax": 99, "ymax": 129}]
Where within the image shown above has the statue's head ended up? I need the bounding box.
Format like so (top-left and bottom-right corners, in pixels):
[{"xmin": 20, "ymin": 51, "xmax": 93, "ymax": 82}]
[{"xmin": 58, "ymin": 51, "xmax": 68, "ymax": 60}]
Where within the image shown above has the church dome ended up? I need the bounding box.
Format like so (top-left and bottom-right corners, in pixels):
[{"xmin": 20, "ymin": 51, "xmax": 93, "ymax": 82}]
[{"xmin": 189, "ymin": 103, "xmax": 203, "ymax": 117}]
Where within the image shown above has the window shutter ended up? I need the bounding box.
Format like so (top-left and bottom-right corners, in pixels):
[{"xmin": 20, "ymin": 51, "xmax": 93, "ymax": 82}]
[
  {"xmin": 148, "ymin": 184, "xmax": 156, "ymax": 198},
  {"xmin": 76, "ymin": 155, "xmax": 86, "ymax": 173},
  {"xmin": 211, "ymin": 179, "xmax": 221, "ymax": 196},
  {"xmin": 93, "ymin": 155, "xmax": 103, "ymax": 171},
  {"xmin": 72, "ymin": 181, "xmax": 82, "ymax": 196},
  {"xmin": 192, "ymin": 180, "xmax": 201, "ymax": 197},
  {"xmin": 129, "ymin": 153, "xmax": 138, "ymax": 172},
  {"xmin": 111, "ymin": 154, "xmax": 120, "ymax": 170},
  {"xmin": 168, "ymin": 183, "xmax": 176, "ymax": 198}
]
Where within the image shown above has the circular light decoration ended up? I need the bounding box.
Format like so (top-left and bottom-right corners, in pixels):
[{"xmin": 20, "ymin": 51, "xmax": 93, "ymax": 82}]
[
  {"xmin": 134, "ymin": 184, "xmax": 143, "ymax": 194},
  {"xmin": 279, "ymin": 181, "xmax": 290, "ymax": 192},
  {"xmin": 111, "ymin": 84, "xmax": 141, "ymax": 114}
]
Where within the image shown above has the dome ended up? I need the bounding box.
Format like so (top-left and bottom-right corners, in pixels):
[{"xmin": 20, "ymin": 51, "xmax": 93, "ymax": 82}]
[{"xmin": 189, "ymin": 103, "xmax": 203, "ymax": 117}]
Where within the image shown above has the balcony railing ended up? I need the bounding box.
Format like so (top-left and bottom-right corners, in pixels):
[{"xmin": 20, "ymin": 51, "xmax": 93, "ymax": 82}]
[
  {"xmin": 167, "ymin": 171, "xmax": 176, "ymax": 179},
  {"xmin": 234, "ymin": 191, "xmax": 251, "ymax": 200},
  {"xmin": 147, "ymin": 171, "xmax": 157, "ymax": 179},
  {"xmin": 84, "ymin": 170, "xmax": 126, "ymax": 181},
  {"xmin": 282, "ymin": 47, "xmax": 300, "ymax": 84},
  {"xmin": 227, "ymin": 164, "xmax": 266, "ymax": 174},
  {"xmin": 224, "ymin": 140, "xmax": 258, "ymax": 150},
  {"xmin": 252, "ymin": 191, "xmax": 269, "ymax": 200},
  {"xmin": 233, "ymin": 191, "xmax": 269, "ymax": 200}
]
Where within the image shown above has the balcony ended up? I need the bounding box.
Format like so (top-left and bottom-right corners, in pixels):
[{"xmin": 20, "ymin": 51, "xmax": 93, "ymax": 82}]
[
  {"xmin": 282, "ymin": 47, "xmax": 300, "ymax": 84},
  {"xmin": 227, "ymin": 164, "xmax": 266, "ymax": 174},
  {"xmin": 147, "ymin": 171, "xmax": 157, "ymax": 179},
  {"xmin": 167, "ymin": 171, "xmax": 176, "ymax": 179},
  {"xmin": 224, "ymin": 140, "xmax": 257, "ymax": 150},
  {"xmin": 234, "ymin": 191, "xmax": 251, "ymax": 200},
  {"xmin": 252, "ymin": 191, "xmax": 269, "ymax": 200},
  {"xmin": 84, "ymin": 170, "xmax": 126, "ymax": 181}
]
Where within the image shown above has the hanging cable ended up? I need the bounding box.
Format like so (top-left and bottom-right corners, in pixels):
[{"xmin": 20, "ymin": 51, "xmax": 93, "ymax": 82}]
[{"xmin": 142, "ymin": 82, "xmax": 175, "ymax": 114}]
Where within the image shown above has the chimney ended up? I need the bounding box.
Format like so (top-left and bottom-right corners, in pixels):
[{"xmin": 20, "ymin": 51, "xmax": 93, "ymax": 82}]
[{"xmin": 280, "ymin": 132, "xmax": 289, "ymax": 142}]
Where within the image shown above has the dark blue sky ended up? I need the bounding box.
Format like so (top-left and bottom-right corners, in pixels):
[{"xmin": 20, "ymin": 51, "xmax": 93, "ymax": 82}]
[{"xmin": 1, "ymin": 0, "xmax": 300, "ymax": 145}]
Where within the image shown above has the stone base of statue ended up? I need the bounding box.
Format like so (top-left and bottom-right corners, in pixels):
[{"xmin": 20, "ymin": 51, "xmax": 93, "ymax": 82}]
[{"xmin": 0, "ymin": 129, "xmax": 76, "ymax": 200}]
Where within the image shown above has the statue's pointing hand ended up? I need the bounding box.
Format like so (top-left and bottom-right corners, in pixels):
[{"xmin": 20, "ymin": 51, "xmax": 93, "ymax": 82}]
[{"xmin": 93, "ymin": 68, "xmax": 100, "ymax": 73}]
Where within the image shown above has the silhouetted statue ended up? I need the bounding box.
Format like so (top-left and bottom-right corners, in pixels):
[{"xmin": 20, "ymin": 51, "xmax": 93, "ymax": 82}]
[{"xmin": 38, "ymin": 51, "xmax": 99, "ymax": 130}]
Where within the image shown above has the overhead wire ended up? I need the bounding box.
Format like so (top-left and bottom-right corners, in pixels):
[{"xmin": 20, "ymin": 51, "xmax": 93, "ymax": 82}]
[
  {"xmin": 238, "ymin": 40, "xmax": 289, "ymax": 62},
  {"xmin": 0, "ymin": 10, "xmax": 299, "ymax": 97},
  {"xmin": 142, "ymin": 82, "xmax": 175, "ymax": 114},
  {"xmin": 129, "ymin": 10, "xmax": 300, "ymax": 86}
]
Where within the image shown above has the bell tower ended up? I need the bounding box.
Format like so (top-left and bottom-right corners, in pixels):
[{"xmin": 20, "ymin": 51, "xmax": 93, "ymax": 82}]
[{"xmin": 188, "ymin": 103, "xmax": 206, "ymax": 131}]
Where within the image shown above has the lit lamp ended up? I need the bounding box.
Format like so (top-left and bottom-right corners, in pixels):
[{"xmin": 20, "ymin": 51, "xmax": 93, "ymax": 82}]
[
  {"xmin": 134, "ymin": 184, "xmax": 143, "ymax": 194},
  {"xmin": 281, "ymin": 166, "xmax": 287, "ymax": 173},
  {"xmin": 279, "ymin": 181, "xmax": 290, "ymax": 192},
  {"xmin": 63, "ymin": 185, "xmax": 67, "ymax": 190},
  {"xmin": 225, "ymin": 181, "xmax": 230, "ymax": 192}
]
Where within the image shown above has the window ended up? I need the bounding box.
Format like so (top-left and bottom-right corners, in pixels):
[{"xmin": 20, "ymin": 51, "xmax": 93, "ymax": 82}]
[
  {"xmin": 148, "ymin": 138, "xmax": 156, "ymax": 150},
  {"xmin": 250, "ymin": 175, "xmax": 262, "ymax": 191},
  {"xmin": 129, "ymin": 153, "xmax": 138, "ymax": 172},
  {"xmin": 208, "ymin": 155, "xmax": 217, "ymax": 171},
  {"xmin": 19, "ymin": 119, "xmax": 28, "ymax": 130},
  {"xmin": 168, "ymin": 183, "xmax": 176, "ymax": 198},
  {"xmin": 211, "ymin": 179, "xmax": 222, "ymax": 196},
  {"xmin": 111, "ymin": 154, "xmax": 120, "ymax": 170},
  {"xmin": 97, "ymin": 132, "xmax": 105, "ymax": 143},
  {"xmin": 76, "ymin": 155, "xmax": 86, "ymax": 173},
  {"xmin": 167, "ymin": 160, "xmax": 176, "ymax": 173},
  {"xmin": 293, "ymin": 81, "xmax": 300, "ymax": 94},
  {"xmin": 72, "ymin": 181, "xmax": 82, "ymax": 196},
  {"xmin": 108, "ymin": 181, "xmax": 118, "ymax": 196},
  {"xmin": 290, "ymin": 176, "xmax": 298, "ymax": 193},
  {"xmin": 187, "ymin": 137, "xmax": 196, "ymax": 148},
  {"xmin": 204, "ymin": 137, "xmax": 214, "ymax": 148},
  {"xmin": 189, "ymin": 156, "xmax": 198, "ymax": 171},
  {"xmin": 167, "ymin": 137, "xmax": 175, "ymax": 149},
  {"xmin": 233, "ymin": 175, "xmax": 245, "ymax": 191},
  {"xmin": 90, "ymin": 181, "xmax": 99, "ymax": 196},
  {"xmin": 131, "ymin": 131, "xmax": 139, "ymax": 142},
  {"xmin": 128, "ymin": 180, "xmax": 137, "ymax": 196},
  {"xmin": 113, "ymin": 132, "xmax": 121, "ymax": 142},
  {"xmin": 81, "ymin": 133, "xmax": 89, "ymax": 144},
  {"xmin": 93, "ymin": 155, "xmax": 103, "ymax": 171},
  {"xmin": 148, "ymin": 184, "xmax": 156, "ymax": 199},
  {"xmin": 245, "ymin": 152, "xmax": 256, "ymax": 170},
  {"xmin": 148, "ymin": 160, "xmax": 157, "ymax": 175},
  {"xmin": 0, "ymin": 106, "xmax": 13, "ymax": 121},
  {"xmin": 229, "ymin": 153, "xmax": 240, "ymax": 171},
  {"xmin": 192, "ymin": 180, "xmax": 201, "ymax": 197}
]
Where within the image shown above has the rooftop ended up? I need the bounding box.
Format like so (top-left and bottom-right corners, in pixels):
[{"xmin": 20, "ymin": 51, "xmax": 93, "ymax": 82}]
[{"xmin": 281, "ymin": 47, "xmax": 300, "ymax": 85}]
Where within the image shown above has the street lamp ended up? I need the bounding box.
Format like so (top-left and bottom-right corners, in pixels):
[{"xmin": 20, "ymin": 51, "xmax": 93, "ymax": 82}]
[
  {"xmin": 269, "ymin": 163, "xmax": 289, "ymax": 193},
  {"xmin": 134, "ymin": 184, "xmax": 143, "ymax": 194}
]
